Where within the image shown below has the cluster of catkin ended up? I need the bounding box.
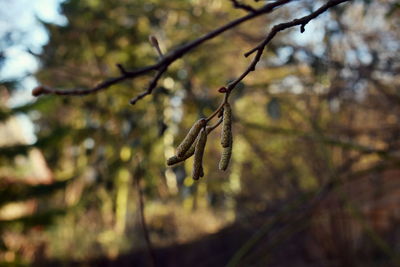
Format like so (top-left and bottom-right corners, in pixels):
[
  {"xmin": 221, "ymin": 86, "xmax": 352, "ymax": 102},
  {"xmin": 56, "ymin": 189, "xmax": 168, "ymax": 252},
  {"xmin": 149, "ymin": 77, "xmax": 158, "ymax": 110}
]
[{"xmin": 167, "ymin": 102, "xmax": 233, "ymax": 180}]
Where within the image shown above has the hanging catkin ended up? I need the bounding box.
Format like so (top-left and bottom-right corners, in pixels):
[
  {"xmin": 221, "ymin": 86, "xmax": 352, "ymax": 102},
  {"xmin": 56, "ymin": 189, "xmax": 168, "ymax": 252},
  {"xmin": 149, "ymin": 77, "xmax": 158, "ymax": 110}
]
[
  {"xmin": 167, "ymin": 145, "xmax": 195, "ymax": 166},
  {"xmin": 219, "ymin": 142, "xmax": 232, "ymax": 171},
  {"xmin": 167, "ymin": 126, "xmax": 215, "ymax": 166},
  {"xmin": 221, "ymin": 103, "xmax": 232, "ymax": 148},
  {"xmin": 192, "ymin": 128, "xmax": 207, "ymax": 180},
  {"xmin": 176, "ymin": 118, "xmax": 206, "ymax": 157}
]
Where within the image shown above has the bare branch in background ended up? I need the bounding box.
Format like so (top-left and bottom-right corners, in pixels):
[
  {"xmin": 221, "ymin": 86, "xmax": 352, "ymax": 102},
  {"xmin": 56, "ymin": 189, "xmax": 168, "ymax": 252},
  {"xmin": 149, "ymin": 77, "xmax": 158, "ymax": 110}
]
[
  {"xmin": 31, "ymin": 0, "xmax": 292, "ymax": 102},
  {"xmin": 230, "ymin": 0, "xmax": 256, "ymax": 12},
  {"xmin": 130, "ymin": 65, "xmax": 168, "ymax": 105},
  {"xmin": 133, "ymin": 164, "xmax": 156, "ymax": 267},
  {"xmin": 32, "ymin": 0, "xmax": 350, "ymax": 107},
  {"xmin": 226, "ymin": 0, "xmax": 351, "ymax": 93}
]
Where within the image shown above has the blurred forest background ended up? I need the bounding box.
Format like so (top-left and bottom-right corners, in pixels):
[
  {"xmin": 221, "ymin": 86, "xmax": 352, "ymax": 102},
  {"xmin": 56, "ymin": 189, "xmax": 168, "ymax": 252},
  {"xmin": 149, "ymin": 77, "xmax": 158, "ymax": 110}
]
[{"xmin": 0, "ymin": 0, "xmax": 400, "ymax": 266}]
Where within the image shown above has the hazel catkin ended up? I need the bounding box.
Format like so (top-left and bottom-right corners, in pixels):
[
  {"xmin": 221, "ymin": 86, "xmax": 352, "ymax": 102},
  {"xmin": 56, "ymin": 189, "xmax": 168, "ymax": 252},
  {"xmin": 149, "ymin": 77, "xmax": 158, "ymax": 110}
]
[
  {"xmin": 192, "ymin": 128, "xmax": 207, "ymax": 180},
  {"xmin": 167, "ymin": 145, "xmax": 195, "ymax": 166},
  {"xmin": 219, "ymin": 143, "xmax": 232, "ymax": 171},
  {"xmin": 200, "ymin": 166, "xmax": 204, "ymax": 178},
  {"xmin": 167, "ymin": 125, "xmax": 215, "ymax": 166},
  {"xmin": 176, "ymin": 118, "xmax": 206, "ymax": 157},
  {"xmin": 221, "ymin": 102, "xmax": 232, "ymax": 148}
]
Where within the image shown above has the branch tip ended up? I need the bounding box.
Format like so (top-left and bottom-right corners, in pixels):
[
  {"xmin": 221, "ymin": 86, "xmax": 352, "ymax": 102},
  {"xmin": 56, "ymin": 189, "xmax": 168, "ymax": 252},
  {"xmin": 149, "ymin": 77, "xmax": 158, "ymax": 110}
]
[
  {"xmin": 149, "ymin": 34, "xmax": 163, "ymax": 58},
  {"xmin": 300, "ymin": 23, "xmax": 306, "ymax": 33},
  {"xmin": 116, "ymin": 63, "xmax": 127, "ymax": 74},
  {"xmin": 218, "ymin": 87, "xmax": 228, "ymax": 93},
  {"xmin": 230, "ymin": 0, "xmax": 256, "ymax": 12},
  {"xmin": 149, "ymin": 35, "xmax": 159, "ymax": 47},
  {"xmin": 32, "ymin": 86, "xmax": 47, "ymax": 97}
]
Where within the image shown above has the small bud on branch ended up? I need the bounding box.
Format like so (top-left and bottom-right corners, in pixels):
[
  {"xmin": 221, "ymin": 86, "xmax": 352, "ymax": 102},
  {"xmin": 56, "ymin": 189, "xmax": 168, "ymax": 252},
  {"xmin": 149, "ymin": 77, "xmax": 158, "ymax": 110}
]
[
  {"xmin": 218, "ymin": 87, "xmax": 228, "ymax": 93},
  {"xmin": 32, "ymin": 86, "xmax": 46, "ymax": 97},
  {"xmin": 149, "ymin": 35, "xmax": 163, "ymax": 58}
]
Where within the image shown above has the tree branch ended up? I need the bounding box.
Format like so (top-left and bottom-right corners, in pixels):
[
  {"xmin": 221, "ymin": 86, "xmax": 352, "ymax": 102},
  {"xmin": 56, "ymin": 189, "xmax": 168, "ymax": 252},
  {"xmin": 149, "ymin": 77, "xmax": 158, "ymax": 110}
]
[
  {"xmin": 32, "ymin": 64, "xmax": 158, "ymax": 96},
  {"xmin": 130, "ymin": 65, "xmax": 168, "ymax": 105},
  {"xmin": 245, "ymin": 0, "xmax": 350, "ymax": 57},
  {"xmin": 32, "ymin": 0, "xmax": 350, "ymax": 107},
  {"xmin": 230, "ymin": 0, "xmax": 256, "ymax": 12},
  {"xmin": 32, "ymin": 0, "xmax": 292, "ymax": 103},
  {"xmin": 226, "ymin": 0, "xmax": 351, "ymax": 93}
]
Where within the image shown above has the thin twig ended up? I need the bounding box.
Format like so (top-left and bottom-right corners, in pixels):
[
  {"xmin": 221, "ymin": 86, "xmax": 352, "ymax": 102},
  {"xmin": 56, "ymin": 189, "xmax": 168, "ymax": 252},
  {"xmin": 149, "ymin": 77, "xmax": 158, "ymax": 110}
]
[
  {"xmin": 130, "ymin": 65, "xmax": 168, "ymax": 105},
  {"xmin": 32, "ymin": 64, "xmax": 158, "ymax": 96},
  {"xmin": 227, "ymin": 0, "xmax": 350, "ymax": 94},
  {"xmin": 207, "ymin": 117, "xmax": 223, "ymax": 133},
  {"xmin": 116, "ymin": 63, "xmax": 127, "ymax": 75},
  {"xmin": 154, "ymin": 44, "xmax": 164, "ymax": 59},
  {"xmin": 206, "ymin": 93, "xmax": 230, "ymax": 122},
  {"xmin": 245, "ymin": 0, "xmax": 350, "ymax": 57},
  {"xmin": 230, "ymin": 0, "xmax": 256, "ymax": 12},
  {"xmin": 133, "ymin": 165, "xmax": 157, "ymax": 267},
  {"xmin": 206, "ymin": 0, "xmax": 350, "ymax": 122}
]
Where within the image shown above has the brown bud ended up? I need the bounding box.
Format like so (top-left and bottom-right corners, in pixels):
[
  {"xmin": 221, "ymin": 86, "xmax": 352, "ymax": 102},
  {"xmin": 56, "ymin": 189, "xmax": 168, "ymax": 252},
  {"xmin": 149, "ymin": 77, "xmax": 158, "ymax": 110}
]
[
  {"xmin": 32, "ymin": 86, "xmax": 45, "ymax": 97},
  {"xmin": 192, "ymin": 128, "xmax": 207, "ymax": 180},
  {"xmin": 221, "ymin": 102, "xmax": 232, "ymax": 148},
  {"xmin": 149, "ymin": 35, "xmax": 159, "ymax": 47},
  {"xmin": 219, "ymin": 143, "xmax": 232, "ymax": 171},
  {"xmin": 218, "ymin": 87, "xmax": 228, "ymax": 93},
  {"xmin": 176, "ymin": 118, "xmax": 206, "ymax": 157}
]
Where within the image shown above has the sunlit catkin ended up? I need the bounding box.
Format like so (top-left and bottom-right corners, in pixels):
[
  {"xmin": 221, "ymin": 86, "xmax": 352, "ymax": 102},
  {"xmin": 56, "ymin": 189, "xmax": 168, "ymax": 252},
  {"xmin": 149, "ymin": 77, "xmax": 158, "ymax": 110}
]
[
  {"xmin": 219, "ymin": 143, "xmax": 232, "ymax": 171},
  {"xmin": 221, "ymin": 102, "xmax": 232, "ymax": 148},
  {"xmin": 176, "ymin": 118, "xmax": 206, "ymax": 157},
  {"xmin": 167, "ymin": 126, "xmax": 215, "ymax": 166},
  {"xmin": 167, "ymin": 146, "xmax": 195, "ymax": 166},
  {"xmin": 192, "ymin": 128, "xmax": 207, "ymax": 180}
]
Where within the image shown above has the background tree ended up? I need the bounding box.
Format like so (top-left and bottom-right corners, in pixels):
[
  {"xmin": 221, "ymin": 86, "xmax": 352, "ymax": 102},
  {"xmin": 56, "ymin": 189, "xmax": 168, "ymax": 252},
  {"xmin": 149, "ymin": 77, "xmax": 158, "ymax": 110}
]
[{"xmin": 1, "ymin": 0, "xmax": 400, "ymax": 266}]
